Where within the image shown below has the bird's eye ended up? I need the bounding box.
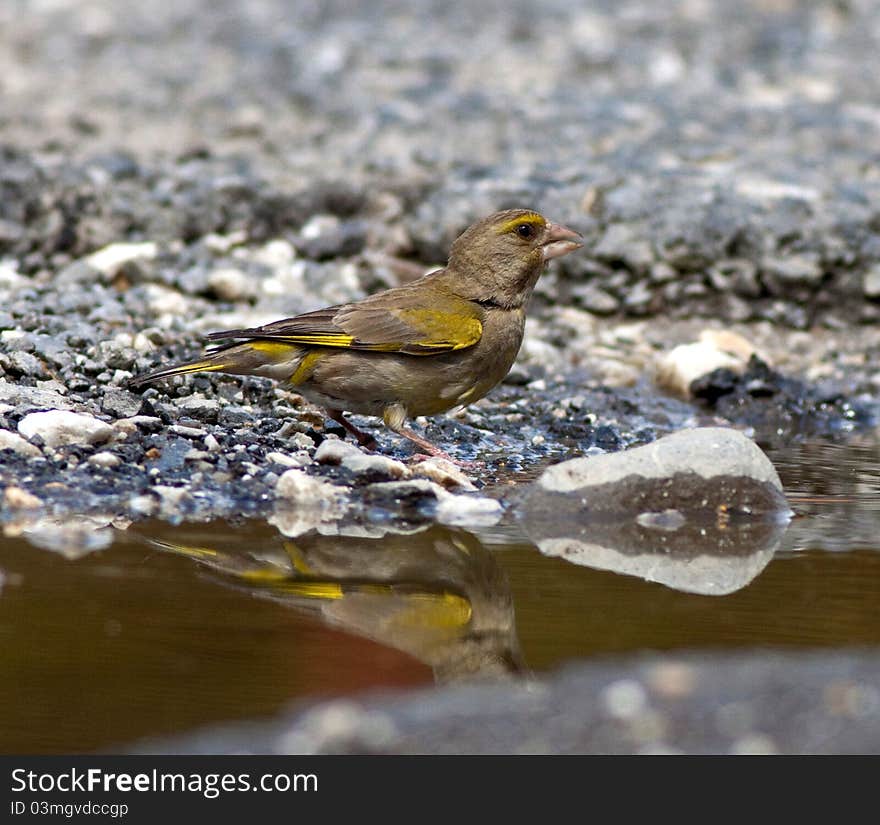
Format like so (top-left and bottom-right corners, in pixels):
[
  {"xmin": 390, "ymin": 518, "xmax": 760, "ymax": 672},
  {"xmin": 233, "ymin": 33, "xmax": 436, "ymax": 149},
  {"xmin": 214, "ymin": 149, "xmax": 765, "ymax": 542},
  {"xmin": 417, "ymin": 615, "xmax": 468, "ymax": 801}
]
[{"xmin": 515, "ymin": 223, "xmax": 535, "ymax": 239}]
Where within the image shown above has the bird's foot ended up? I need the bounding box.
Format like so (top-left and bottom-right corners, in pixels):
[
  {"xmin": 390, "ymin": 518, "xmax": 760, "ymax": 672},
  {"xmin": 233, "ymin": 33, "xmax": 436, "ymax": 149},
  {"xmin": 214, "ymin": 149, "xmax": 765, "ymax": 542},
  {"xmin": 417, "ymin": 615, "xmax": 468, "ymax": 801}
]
[
  {"xmin": 355, "ymin": 433, "xmax": 378, "ymax": 451},
  {"xmin": 326, "ymin": 410, "xmax": 377, "ymax": 451},
  {"xmin": 387, "ymin": 421, "xmax": 482, "ymax": 469}
]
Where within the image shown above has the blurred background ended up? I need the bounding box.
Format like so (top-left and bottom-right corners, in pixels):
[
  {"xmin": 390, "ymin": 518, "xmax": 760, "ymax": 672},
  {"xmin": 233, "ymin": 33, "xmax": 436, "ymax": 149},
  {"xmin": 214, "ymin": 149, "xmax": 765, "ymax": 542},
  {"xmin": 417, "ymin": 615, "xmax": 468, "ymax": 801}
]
[{"xmin": 3, "ymin": 0, "xmax": 880, "ymax": 326}]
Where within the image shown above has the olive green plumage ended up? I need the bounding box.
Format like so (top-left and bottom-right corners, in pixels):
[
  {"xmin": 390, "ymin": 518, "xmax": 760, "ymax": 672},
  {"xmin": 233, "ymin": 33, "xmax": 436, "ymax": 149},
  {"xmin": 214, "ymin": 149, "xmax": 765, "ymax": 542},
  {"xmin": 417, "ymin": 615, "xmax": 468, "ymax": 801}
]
[{"xmin": 128, "ymin": 209, "xmax": 582, "ymax": 457}]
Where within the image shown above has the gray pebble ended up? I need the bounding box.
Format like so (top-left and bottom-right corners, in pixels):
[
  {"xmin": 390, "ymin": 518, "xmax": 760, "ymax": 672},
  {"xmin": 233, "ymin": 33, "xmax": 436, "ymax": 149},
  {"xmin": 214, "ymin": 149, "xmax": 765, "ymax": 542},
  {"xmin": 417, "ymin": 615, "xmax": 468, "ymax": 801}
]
[{"xmin": 101, "ymin": 388, "xmax": 143, "ymax": 419}]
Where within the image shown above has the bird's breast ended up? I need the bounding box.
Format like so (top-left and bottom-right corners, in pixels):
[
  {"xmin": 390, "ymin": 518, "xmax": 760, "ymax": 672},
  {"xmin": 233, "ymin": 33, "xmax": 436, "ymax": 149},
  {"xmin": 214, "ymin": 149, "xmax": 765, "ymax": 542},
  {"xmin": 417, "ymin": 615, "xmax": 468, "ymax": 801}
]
[{"xmin": 431, "ymin": 305, "xmax": 526, "ymax": 411}]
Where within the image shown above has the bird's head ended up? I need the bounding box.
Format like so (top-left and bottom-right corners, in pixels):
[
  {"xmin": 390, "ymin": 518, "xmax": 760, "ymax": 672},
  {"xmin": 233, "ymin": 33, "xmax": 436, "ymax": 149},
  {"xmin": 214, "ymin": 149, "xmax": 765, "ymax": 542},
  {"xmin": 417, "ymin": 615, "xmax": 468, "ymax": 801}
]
[{"xmin": 446, "ymin": 209, "xmax": 582, "ymax": 308}]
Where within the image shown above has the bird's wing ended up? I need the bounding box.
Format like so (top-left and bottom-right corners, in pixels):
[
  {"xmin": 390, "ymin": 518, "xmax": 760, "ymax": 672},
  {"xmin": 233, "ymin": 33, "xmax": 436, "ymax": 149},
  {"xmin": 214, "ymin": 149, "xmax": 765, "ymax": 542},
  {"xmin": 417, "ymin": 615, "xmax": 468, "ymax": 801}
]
[{"xmin": 205, "ymin": 286, "xmax": 483, "ymax": 356}]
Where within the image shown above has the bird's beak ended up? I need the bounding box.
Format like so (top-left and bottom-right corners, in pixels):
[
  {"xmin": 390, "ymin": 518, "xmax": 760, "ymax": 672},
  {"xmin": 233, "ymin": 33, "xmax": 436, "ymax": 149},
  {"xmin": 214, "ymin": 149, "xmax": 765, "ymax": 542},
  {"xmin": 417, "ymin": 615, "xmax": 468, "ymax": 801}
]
[{"xmin": 542, "ymin": 222, "xmax": 583, "ymax": 261}]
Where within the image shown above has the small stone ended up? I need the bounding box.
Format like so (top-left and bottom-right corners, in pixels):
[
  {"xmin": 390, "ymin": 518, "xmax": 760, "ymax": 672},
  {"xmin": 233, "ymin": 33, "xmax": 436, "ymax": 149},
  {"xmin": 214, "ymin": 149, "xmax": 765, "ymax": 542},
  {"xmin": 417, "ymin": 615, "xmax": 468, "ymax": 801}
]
[
  {"xmin": 655, "ymin": 331, "xmax": 757, "ymax": 399},
  {"xmin": 207, "ymin": 267, "xmax": 257, "ymax": 301},
  {"xmin": 289, "ymin": 431, "xmax": 316, "ymax": 450},
  {"xmin": 709, "ymin": 258, "xmax": 761, "ymax": 297},
  {"xmin": 101, "ymin": 388, "xmax": 143, "ymax": 419},
  {"xmin": 271, "ymin": 470, "xmax": 349, "ymax": 536},
  {"xmin": 9, "ymin": 351, "xmax": 48, "ymax": 378},
  {"xmin": 145, "ymin": 284, "xmax": 189, "ymax": 317},
  {"xmin": 23, "ymin": 516, "xmax": 114, "ymax": 558},
  {"xmin": 275, "ymin": 469, "xmax": 345, "ymax": 503},
  {"xmin": 410, "ymin": 457, "xmax": 476, "ymax": 490},
  {"xmin": 434, "ymin": 493, "xmax": 503, "ymax": 526},
  {"xmin": 573, "ymin": 284, "xmax": 620, "ymax": 315},
  {"xmin": 362, "ymin": 479, "xmax": 447, "ymax": 511},
  {"xmin": 0, "ymin": 429, "xmax": 41, "ymax": 457},
  {"xmin": 4, "ymin": 486, "xmax": 43, "ymax": 510},
  {"xmin": 0, "ymin": 259, "xmax": 26, "ymax": 291},
  {"xmin": 203, "ymin": 231, "xmax": 248, "ymax": 253},
  {"xmin": 267, "ymin": 451, "xmax": 310, "ymax": 468},
  {"xmin": 179, "ymin": 397, "xmax": 220, "ymax": 423},
  {"xmin": 863, "ymin": 264, "xmax": 880, "ymax": 298},
  {"xmin": 86, "ymin": 241, "xmax": 158, "ymax": 278},
  {"xmin": 295, "ymin": 216, "xmax": 367, "ymax": 260},
  {"xmin": 218, "ymin": 405, "xmax": 251, "ymax": 425},
  {"xmin": 647, "ymin": 662, "xmax": 698, "ymax": 699},
  {"xmin": 94, "ymin": 340, "xmax": 139, "ymax": 371},
  {"xmin": 113, "ymin": 415, "xmax": 163, "ymax": 436},
  {"xmin": 601, "ymin": 679, "xmax": 649, "ymax": 720},
  {"xmin": 623, "ymin": 281, "xmax": 655, "ymax": 313},
  {"xmin": 341, "ymin": 452, "xmax": 408, "ymax": 480},
  {"xmin": 761, "ymin": 253, "xmax": 823, "ymax": 287},
  {"xmin": 648, "ymin": 262, "xmax": 677, "ymax": 284},
  {"xmin": 18, "ymin": 410, "xmax": 113, "ymax": 448},
  {"xmin": 88, "ymin": 451, "xmax": 122, "ymax": 468},
  {"xmin": 593, "ymin": 224, "xmax": 655, "ymax": 272},
  {"xmin": 520, "ymin": 428, "xmax": 790, "ymax": 591},
  {"xmin": 152, "ymin": 485, "xmax": 194, "ymax": 518},
  {"xmin": 699, "ymin": 330, "xmax": 759, "ymax": 362},
  {"xmin": 169, "ymin": 424, "xmax": 207, "ymax": 438},
  {"xmin": 254, "ymin": 238, "xmax": 297, "ymax": 268},
  {"xmin": 129, "ymin": 495, "xmax": 158, "ymax": 517},
  {"xmin": 314, "ymin": 438, "xmax": 364, "ymax": 465}
]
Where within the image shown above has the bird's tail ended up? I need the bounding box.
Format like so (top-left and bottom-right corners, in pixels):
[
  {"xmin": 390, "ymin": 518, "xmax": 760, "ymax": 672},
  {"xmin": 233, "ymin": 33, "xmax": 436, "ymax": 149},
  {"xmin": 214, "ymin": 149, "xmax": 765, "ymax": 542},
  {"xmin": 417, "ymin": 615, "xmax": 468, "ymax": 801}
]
[
  {"xmin": 125, "ymin": 354, "xmax": 226, "ymax": 389},
  {"xmin": 126, "ymin": 340, "xmax": 308, "ymax": 389}
]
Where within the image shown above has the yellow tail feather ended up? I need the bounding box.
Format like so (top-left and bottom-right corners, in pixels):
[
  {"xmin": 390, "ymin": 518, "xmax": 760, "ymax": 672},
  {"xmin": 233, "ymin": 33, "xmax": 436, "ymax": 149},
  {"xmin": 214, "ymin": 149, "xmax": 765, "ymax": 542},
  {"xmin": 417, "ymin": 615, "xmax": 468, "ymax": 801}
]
[{"xmin": 125, "ymin": 359, "xmax": 226, "ymax": 388}]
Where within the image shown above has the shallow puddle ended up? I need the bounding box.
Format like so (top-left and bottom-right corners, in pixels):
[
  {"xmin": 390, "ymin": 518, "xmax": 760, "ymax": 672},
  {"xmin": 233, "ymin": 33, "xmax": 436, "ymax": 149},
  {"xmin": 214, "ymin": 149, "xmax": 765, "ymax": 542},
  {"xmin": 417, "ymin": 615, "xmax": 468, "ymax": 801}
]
[{"xmin": 1, "ymin": 438, "xmax": 878, "ymax": 753}]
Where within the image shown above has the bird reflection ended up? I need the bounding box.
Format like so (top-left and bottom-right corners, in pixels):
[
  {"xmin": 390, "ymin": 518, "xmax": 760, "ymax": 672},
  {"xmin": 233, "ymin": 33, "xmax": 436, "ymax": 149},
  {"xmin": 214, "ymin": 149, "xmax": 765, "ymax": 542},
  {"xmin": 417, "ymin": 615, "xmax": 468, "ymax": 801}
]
[{"xmin": 143, "ymin": 523, "xmax": 524, "ymax": 684}]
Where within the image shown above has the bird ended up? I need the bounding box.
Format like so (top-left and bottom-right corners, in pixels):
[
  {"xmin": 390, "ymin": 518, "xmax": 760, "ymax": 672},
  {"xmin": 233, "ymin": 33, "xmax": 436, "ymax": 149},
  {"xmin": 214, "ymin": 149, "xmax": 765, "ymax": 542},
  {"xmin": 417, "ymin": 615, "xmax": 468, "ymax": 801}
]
[{"xmin": 127, "ymin": 209, "xmax": 582, "ymax": 458}]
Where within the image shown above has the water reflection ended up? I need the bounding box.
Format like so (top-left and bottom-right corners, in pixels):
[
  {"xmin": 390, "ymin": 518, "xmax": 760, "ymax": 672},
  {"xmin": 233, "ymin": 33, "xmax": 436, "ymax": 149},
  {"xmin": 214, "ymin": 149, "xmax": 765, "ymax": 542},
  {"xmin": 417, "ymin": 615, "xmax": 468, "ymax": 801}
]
[
  {"xmin": 142, "ymin": 523, "xmax": 524, "ymax": 684},
  {"xmin": 769, "ymin": 440, "xmax": 880, "ymax": 552},
  {"xmin": 517, "ymin": 506, "xmax": 788, "ymax": 596}
]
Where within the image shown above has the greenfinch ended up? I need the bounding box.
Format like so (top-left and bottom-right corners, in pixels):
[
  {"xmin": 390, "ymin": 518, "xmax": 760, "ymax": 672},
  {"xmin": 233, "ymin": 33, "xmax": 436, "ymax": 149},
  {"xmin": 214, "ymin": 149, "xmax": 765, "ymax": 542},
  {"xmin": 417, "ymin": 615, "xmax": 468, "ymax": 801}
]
[{"xmin": 128, "ymin": 209, "xmax": 582, "ymax": 457}]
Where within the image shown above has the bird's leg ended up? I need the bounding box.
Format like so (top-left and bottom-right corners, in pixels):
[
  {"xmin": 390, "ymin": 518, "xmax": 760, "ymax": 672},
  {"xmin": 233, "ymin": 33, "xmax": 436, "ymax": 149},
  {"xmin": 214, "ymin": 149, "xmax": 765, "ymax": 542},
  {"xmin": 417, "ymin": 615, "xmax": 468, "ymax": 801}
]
[
  {"xmin": 326, "ymin": 409, "xmax": 378, "ymax": 450},
  {"xmin": 382, "ymin": 404, "xmax": 475, "ymax": 466}
]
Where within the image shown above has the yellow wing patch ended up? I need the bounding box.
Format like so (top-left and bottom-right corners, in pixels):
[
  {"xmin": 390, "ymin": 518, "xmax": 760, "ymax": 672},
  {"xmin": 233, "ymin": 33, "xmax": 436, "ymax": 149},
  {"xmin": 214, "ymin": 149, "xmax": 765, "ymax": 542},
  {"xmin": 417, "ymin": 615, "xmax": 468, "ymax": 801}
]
[
  {"xmin": 251, "ymin": 312, "xmax": 481, "ymax": 355},
  {"xmin": 386, "ymin": 592, "xmax": 473, "ymax": 630},
  {"xmin": 395, "ymin": 309, "xmax": 482, "ymax": 352}
]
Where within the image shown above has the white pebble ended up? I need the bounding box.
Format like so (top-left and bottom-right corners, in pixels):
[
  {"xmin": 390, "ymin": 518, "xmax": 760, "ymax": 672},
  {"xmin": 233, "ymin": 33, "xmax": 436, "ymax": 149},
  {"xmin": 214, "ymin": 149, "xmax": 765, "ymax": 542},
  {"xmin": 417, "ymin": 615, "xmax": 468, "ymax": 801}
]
[
  {"xmin": 88, "ymin": 451, "xmax": 121, "ymax": 468},
  {"xmin": 0, "ymin": 429, "xmax": 42, "ymax": 457},
  {"xmin": 601, "ymin": 679, "xmax": 649, "ymax": 720},
  {"xmin": 86, "ymin": 241, "xmax": 157, "ymax": 277},
  {"xmin": 18, "ymin": 410, "xmax": 113, "ymax": 448}
]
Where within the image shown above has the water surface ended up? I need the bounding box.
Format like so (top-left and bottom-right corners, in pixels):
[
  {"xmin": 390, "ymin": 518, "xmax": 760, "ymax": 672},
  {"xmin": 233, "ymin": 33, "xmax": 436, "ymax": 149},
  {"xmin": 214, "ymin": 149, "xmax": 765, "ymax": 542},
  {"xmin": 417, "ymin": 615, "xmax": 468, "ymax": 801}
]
[{"xmin": 1, "ymin": 439, "xmax": 878, "ymax": 752}]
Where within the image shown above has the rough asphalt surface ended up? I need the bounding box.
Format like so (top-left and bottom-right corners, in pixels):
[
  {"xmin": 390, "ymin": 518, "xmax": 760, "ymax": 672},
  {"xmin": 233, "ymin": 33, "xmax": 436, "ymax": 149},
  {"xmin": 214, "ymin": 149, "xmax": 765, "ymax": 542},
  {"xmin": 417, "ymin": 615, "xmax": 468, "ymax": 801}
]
[
  {"xmin": 135, "ymin": 649, "xmax": 880, "ymax": 755},
  {"xmin": 2, "ymin": 0, "xmax": 880, "ymax": 752}
]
